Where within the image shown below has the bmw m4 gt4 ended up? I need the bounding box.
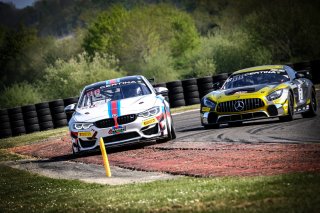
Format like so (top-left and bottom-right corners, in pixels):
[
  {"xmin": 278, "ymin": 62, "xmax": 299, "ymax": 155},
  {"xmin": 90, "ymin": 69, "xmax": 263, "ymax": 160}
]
[
  {"xmin": 200, "ymin": 65, "xmax": 317, "ymax": 128},
  {"xmin": 65, "ymin": 75, "xmax": 176, "ymax": 155}
]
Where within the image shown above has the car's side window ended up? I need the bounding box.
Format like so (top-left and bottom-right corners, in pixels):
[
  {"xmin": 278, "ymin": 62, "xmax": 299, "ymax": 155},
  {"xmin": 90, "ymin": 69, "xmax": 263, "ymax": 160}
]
[{"xmin": 285, "ymin": 66, "xmax": 296, "ymax": 80}]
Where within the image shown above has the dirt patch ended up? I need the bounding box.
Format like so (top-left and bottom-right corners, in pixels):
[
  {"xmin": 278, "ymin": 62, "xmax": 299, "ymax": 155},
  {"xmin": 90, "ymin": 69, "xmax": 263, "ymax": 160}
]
[{"xmin": 9, "ymin": 136, "xmax": 320, "ymax": 177}]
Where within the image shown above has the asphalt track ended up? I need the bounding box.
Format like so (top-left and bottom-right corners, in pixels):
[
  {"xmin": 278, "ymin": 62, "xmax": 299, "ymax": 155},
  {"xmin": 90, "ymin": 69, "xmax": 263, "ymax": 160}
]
[{"xmin": 173, "ymin": 103, "xmax": 320, "ymax": 144}]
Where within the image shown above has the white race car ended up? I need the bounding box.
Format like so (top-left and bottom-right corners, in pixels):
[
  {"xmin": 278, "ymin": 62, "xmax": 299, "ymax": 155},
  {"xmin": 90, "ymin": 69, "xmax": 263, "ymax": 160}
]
[{"xmin": 65, "ymin": 75, "xmax": 176, "ymax": 155}]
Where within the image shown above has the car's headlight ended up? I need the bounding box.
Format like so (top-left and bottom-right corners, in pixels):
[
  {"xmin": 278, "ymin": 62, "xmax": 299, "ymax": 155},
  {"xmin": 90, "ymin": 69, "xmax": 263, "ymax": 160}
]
[
  {"xmin": 138, "ymin": 106, "xmax": 160, "ymax": 118},
  {"xmin": 267, "ymin": 89, "xmax": 283, "ymax": 101},
  {"xmin": 73, "ymin": 123, "xmax": 93, "ymax": 130},
  {"xmin": 203, "ymin": 98, "xmax": 216, "ymax": 109}
]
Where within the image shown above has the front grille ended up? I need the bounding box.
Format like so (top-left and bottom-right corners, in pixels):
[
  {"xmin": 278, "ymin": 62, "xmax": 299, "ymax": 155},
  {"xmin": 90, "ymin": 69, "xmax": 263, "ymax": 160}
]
[
  {"xmin": 95, "ymin": 118, "xmax": 115, "ymax": 128},
  {"xmin": 117, "ymin": 114, "xmax": 137, "ymax": 125},
  {"xmin": 95, "ymin": 114, "xmax": 137, "ymax": 128},
  {"xmin": 103, "ymin": 132, "xmax": 140, "ymax": 143},
  {"xmin": 217, "ymin": 98, "xmax": 264, "ymax": 113}
]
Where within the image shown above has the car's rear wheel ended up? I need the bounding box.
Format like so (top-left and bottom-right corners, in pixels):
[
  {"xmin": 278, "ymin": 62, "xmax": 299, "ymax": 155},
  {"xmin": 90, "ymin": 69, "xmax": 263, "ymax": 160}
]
[
  {"xmin": 302, "ymin": 90, "xmax": 317, "ymax": 118},
  {"xmin": 279, "ymin": 92, "xmax": 294, "ymax": 122}
]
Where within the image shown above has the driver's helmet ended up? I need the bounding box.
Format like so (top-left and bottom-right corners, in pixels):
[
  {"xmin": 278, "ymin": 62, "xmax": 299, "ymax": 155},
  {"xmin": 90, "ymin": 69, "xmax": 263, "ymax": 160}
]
[{"xmin": 123, "ymin": 84, "xmax": 142, "ymax": 98}]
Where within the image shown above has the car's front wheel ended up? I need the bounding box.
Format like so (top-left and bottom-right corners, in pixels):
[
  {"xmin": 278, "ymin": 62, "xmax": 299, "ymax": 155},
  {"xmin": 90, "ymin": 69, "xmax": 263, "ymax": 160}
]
[
  {"xmin": 279, "ymin": 92, "xmax": 294, "ymax": 122},
  {"xmin": 302, "ymin": 90, "xmax": 317, "ymax": 118},
  {"xmin": 72, "ymin": 143, "xmax": 80, "ymax": 156}
]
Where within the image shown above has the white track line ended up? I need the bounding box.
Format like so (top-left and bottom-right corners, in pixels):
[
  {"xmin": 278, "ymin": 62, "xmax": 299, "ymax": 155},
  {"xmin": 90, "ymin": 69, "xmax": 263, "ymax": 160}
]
[{"xmin": 172, "ymin": 109, "xmax": 199, "ymax": 116}]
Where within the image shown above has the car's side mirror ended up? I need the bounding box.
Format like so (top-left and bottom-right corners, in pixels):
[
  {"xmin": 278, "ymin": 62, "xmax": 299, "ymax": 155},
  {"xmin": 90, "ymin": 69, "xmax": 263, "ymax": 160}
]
[
  {"xmin": 295, "ymin": 73, "xmax": 304, "ymax": 79},
  {"xmin": 154, "ymin": 87, "xmax": 169, "ymax": 95},
  {"xmin": 65, "ymin": 103, "xmax": 77, "ymax": 113}
]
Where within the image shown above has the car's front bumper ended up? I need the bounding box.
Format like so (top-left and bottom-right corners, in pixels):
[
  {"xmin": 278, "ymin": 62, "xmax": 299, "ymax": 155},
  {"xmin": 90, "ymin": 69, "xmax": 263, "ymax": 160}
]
[
  {"xmin": 71, "ymin": 114, "xmax": 168, "ymax": 152},
  {"xmin": 201, "ymin": 101, "xmax": 289, "ymax": 125}
]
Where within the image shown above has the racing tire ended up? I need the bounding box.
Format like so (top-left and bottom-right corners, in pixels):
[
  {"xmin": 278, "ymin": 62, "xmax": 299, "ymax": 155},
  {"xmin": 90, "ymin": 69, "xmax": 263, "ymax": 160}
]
[
  {"xmin": 198, "ymin": 83, "xmax": 213, "ymax": 90},
  {"xmin": 54, "ymin": 119, "xmax": 68, "ymax": 128},
  {"xmin": 22, "ymin": 105, "xmax": 36, "ymax": 112},
  {"xmin": 169, "ymin": 93, "xmax": 184, "ymax": 100},
  {"xmin": 23, "ymin": 111, "xmax": 37, "ymax": 119},
  {"xmin": 197, "ymin": 76, "xmax": 213, "ymax": 84},
  {"xmin": 169, "ymin": 87, "xmax": 184, "ymax": 94},
  {"xmin": 35, "ymin": 102, "xmax": 49, "ymax": 110},
  {"xmin": 8, "ymin": 107, "xmax": 22, "ymax": 114},
  {"xmin": 170, "ymin": 100, "xmax": 186, "ymax": 108},
  {"xmin": 39, "ymin": 121, "xmax": 54, "ymax": 130},
  {"xmin": 37, "ymin": 108, "xmax": 51, "ymax": 116},
  {"xmin": 38, "ymin": 115, "xmax": 53, "ymax": 122},
  {"xmin": 302, "ymin": 90, "xmax": 317, "ymax": 118},
  {"xmin": 0, "ymin": 114, "xmax": 10, "ymax": 122},
  {"xmin": 185, "ymin": 98, "xmax": 200, "ymax": 105},
  {"xmin": 184, "ymin": 91, "xmax": 200, "ymax": 99},
  {"xmin": 279, "ymin": 93, "xmax": 294, "ymax": 122},
  {"xmin": 26, "ymin": 124, "xmax": 40, "ymax": 133},
  {"xmin": 182, "ymin": 78, "xmax": 197, "ymax": 86},
  {"xmin": 49, "ymin": 99, "xmax": 64, "ymax": 108},
  {"xmin": 12, "ymin": 126, "xmax": 26, "ymax": 136},
  {"xmin": 166, "ymin": 80, "xmax": 182, "ymax": 88},
  {"xmin": 0, "ymin": 109, "xmax": 8, "ymax": 116},
  {"xmin": 0, "ymin": 129, "xmax": 12, "ymax": 138},
  {"xmin": 24, "ymin": 117, "xmax": 39, "ymax": 125},
  {"xmin": 0, "ymin": 122, "xmax": 11, "ymax": 129},
  {"xmin": 183, "ymin": 85, "xmax": 198, "ymax": 92},
  {"xmin": 52, "ymin": 112, "xmax": 67, "ymax": 120},
  {"xmin": 9, "ymin": 113, "xmax": 23, "ymax": 121},
  {"xmin": 10, "ymin": 120, "xmax": 25, "ymax": 128},
  {"xmin": 63, "ymin": 97, "xmax": 79, "ymax": 106}
]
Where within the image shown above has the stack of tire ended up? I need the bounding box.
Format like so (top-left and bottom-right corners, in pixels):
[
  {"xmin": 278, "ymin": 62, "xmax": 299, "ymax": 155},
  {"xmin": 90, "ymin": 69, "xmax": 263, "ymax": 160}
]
[
  {"xmin": 212, "ymin": 73, "xmax": 229, "ymax": 90},
  {"xmin": 166, "ymin": 80, "xmax": 186, "ymax": 108},
  {"xmin": 311, "ymin": 60, "xmax": 320, "ymax": 84},
  {"xmin": 0, "ymin": 109, "xmax": 12, "ymax": 138},
  {"xmin": 49, "ymin": 99, "xmax": 68, "ymax": 128},
  {"xmin": 197, "ymin": 76, "xmax": 214, "ymax": 99},
  {"xmin": 63, "ymin": 97, "xmax": 79, "ymax": 122},
  {"xmin": 36, "ymin": 102, "xmax": 54, "ymax": 130},
  {"xmin": 182, "ymin": 78, "xmax": 200, "ymax": 105},
  {"xmin": 8, "ymin": 107, "xmax": 26, "ymax": 136},
  {"xmin": 153, "ymin": 83, "xmax": 169, "ymax": 102},
  {"xmin": 22, "ymin": 105, "xmax": 40, "ymax": 133}
]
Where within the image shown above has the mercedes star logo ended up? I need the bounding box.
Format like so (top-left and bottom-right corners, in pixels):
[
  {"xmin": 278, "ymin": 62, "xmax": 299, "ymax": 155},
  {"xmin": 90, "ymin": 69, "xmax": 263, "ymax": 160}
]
[{"xmin": 234, "ymin": 101, "xmax": 245, "ymax": 111}]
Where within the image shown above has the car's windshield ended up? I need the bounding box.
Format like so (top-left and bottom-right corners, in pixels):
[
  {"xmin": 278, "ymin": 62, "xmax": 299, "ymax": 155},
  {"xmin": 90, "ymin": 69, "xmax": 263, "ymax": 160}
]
[
  {"xmin": 78, "ymin": 79, "xmax": 151, "ymax": 108},
  {"xmin": 222, "ymin": 69, "xmax": 290, "ymax": 89}
]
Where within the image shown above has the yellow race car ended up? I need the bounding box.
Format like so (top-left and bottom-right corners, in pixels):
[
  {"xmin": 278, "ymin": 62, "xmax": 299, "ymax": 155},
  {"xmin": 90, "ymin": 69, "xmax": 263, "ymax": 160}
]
[{"xmin": 200, "ymin": 65, "xmax": 317, "ymax": 128}]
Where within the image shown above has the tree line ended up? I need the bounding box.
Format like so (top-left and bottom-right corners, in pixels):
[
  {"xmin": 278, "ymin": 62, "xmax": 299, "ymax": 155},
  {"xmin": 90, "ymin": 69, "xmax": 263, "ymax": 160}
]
[{"xmin": 0, "ymin": 0, "xmax": 319, "ymax": 108}]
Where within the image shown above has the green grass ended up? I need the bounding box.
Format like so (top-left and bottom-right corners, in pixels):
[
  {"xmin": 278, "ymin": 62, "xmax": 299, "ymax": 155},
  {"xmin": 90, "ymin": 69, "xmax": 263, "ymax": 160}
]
[
  {"xmin": 0, "ymin": 127, "xmax": 68, "ymax": 149},
  {"xmin": 0, "ymin": 161, "xmax": 319, "ymax": 212}
]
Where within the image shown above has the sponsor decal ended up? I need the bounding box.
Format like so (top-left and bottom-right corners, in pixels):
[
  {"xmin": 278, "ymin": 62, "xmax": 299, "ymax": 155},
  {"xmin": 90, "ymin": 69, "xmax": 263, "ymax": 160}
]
[
  {"xmin": 202, "ymin": 107, "xmax": 211, "ymax": 112},
  {"xmin": 78, "ymin": 132, "xmax": 93, "ymax": 137},
  {"xmin": 108, "ymin": 125, "xmax": 126, "ymax": 135},
  {"xmin": 142, "ymin": 117, "xmax": 157, "ymax": 127}
]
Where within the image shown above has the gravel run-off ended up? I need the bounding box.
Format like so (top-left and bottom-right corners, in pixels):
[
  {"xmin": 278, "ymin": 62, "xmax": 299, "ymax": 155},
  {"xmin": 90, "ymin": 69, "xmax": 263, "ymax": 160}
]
[{"xmin": 9, "ymin": 134, "xmax": 320, "ymax": 177}]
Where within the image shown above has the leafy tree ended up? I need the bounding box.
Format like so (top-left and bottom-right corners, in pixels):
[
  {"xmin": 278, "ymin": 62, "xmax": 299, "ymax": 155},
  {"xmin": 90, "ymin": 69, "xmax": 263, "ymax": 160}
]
[{"xmin": 41, "ymin": 52, "xmax": 125, "ymax": 99}]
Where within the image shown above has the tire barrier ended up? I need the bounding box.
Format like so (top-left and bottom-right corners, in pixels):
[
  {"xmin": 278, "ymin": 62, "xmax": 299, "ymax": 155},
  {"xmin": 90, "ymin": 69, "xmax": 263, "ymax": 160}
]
[
  {"xmin": 49, "ymin": 99, "xmax": 68, "ymax": 128},
  {"xmin": 182, "ymin": 78, "xmax": 200, "ymax": 105},
  {"xmin": 197, "ymin": 76, "xmax": 214, "ymax": 99},
  {"xmin": 36, "ymin": 102, "xmax": 54, "ymax": 131},
  {"xmin": 0, "ymin": 109, "xmax": 12, "ymax": 138},
  {"xmin": 2, "ymin": 59, "xmax": 320, "ymax": 139},
  {"xmin": 166, "ymin": 80, "xmax": 186, "ymax": 108},
  {"xmin": 8, "ymin": 107, "xmax": 26, "ymax": 136},
  {"xmin": 22, "ymin": 104, "xmax": 40, "ymax": 133}
]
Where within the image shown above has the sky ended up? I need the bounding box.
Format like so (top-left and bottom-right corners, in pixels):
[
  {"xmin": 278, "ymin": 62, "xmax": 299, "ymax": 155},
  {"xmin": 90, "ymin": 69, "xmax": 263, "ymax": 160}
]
[{"xmin": 0, "ymin": 0, "xmax": 37, "ymax": 9}]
